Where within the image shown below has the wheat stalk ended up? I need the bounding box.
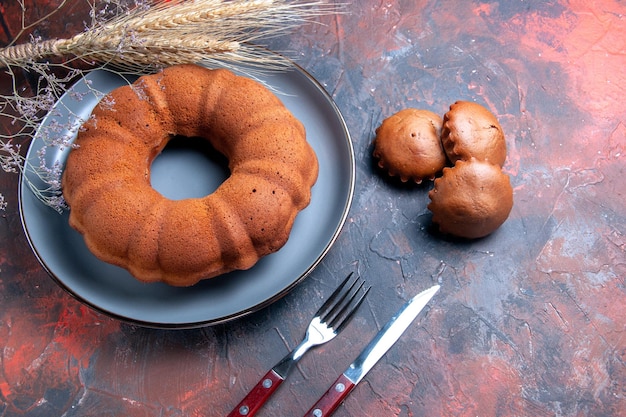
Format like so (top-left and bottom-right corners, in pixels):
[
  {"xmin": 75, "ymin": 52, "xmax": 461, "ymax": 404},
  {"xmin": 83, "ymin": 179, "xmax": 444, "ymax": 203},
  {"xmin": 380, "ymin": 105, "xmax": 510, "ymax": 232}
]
[{"xmin": 0, "ymin": 0, "xmax": 339, "ymax": 72}]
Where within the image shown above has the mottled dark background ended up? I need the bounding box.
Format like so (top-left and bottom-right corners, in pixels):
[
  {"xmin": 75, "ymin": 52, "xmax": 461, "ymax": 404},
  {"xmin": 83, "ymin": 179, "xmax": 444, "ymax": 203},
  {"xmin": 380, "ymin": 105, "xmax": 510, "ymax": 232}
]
[{"xmin": 1, "ymin": 1, "xmax": 625, "ymax": 416}]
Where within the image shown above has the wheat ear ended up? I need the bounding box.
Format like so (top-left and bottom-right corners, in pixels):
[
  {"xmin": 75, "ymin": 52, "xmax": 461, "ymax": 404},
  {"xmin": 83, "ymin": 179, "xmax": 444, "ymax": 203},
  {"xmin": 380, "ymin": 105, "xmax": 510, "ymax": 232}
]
[{"xmin": 0, "ymin": 0, "xmax": 339, "ymax": 71}]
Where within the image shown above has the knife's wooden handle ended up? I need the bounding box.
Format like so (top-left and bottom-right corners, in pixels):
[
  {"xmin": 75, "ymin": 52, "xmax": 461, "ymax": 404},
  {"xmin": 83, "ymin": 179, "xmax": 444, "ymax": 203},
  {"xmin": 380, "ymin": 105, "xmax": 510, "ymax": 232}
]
[
  {"xmin": 227, "ymin": 369, "xmax": 284, "ymax": 417},
  {"xmin": 303, "ymin": 373, "xmax": 356, "ymax": 417}
]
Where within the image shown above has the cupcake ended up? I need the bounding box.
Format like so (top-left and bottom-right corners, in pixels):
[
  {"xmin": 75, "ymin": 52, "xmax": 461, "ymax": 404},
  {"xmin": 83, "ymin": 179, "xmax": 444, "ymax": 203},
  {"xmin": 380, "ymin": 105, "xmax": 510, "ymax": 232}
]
[
  {"xmin": 441, "ymin": 101, "xmax": 506, "ymax": 167},
  {"xmin": 374, "ymin": 109, "xmax": 447, "ymax": 183},
  {"xmin": 428, "ymin": 159, "xmax": 513, "ymax": 239}
]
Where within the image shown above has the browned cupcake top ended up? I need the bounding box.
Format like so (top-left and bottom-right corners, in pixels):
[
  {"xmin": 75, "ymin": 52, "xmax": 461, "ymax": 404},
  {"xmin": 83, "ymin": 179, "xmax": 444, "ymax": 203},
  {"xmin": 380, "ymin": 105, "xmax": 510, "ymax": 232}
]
[
  {"xmin": 427, "ymin": 159, "xmax": 513, "ymax": 239},
  {"xmin": 441, "ymin": 101, "xmax": 506, "ymax": 167},
  {"xmin": 373, "ymin": 108, "xmax": 447, "ymax": 183}
]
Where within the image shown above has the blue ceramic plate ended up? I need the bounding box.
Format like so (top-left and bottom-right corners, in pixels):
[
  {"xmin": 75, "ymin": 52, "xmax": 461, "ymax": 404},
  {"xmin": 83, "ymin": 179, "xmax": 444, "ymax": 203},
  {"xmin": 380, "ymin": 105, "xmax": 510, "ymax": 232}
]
[{"xmin": 19, "ymin": 63, "xmax": 354, "ymax": 328}]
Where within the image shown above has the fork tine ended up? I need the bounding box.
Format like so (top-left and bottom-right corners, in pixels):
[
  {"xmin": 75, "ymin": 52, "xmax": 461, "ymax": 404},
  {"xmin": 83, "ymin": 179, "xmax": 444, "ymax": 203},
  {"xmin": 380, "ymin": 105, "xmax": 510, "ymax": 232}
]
[
  {"xmin": 315, "ymin": 272, "xmax": 356, "ymax": 318},
  {"xmin": 321, "ymin": 276, "xmax": 363, "ymax": 324},
  {"xmin": 322, "ymin": 278, "xmax": 362, "ymax": 324},
  {"xmin": 321, "ymin": 273, "xmax": 369, "ymax": 326},
  {"xmin": 328, "ymin": 282, "xmax": 370, "ymax": 333}
]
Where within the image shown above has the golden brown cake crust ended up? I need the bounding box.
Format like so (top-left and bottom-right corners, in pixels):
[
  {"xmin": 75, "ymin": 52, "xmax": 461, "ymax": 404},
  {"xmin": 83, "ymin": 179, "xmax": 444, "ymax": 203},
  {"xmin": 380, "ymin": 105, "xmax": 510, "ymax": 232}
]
[
  {"xmin": 441, "ymin": 101, "xmax": 506, "ymax": 167},
  {"xmin": 373, "ymin": 109, "xmax": 446, "ymax": 183},
  {"xmin": 62, "ymin": 64, "xmax": 319, "ymax": 286},
  {"xmin": 427, "ymin": 159, "xmax": 513, "ymax": 239}
]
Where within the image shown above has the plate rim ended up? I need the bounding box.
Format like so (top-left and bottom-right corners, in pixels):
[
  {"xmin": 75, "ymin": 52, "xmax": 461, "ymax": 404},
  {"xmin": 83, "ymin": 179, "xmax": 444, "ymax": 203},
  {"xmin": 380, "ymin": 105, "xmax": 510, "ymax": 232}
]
[{"xmin": 18, "ymin": 61, "xmax": 355, "ymax": 329}]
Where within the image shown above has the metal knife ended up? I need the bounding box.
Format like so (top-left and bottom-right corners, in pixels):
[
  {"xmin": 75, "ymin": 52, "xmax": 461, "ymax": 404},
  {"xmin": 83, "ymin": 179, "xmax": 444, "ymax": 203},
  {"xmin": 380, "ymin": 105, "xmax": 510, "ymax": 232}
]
[{"xmin": 302, "ymin": 284, "xmax": 440, "ymax": 417}]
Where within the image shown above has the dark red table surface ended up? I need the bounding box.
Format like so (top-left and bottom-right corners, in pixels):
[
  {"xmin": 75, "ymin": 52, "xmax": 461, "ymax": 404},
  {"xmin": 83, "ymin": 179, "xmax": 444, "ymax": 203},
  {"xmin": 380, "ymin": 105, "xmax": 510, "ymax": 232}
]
[{"xmin": 1, "ymin": 1, "xmax": 625, "ymax": 416}]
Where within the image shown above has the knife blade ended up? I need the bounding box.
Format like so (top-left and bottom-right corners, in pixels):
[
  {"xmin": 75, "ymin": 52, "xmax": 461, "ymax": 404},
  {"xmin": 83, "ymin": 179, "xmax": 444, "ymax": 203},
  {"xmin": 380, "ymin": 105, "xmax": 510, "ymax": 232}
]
[{"xmin": 302, "ymin": 284, "xmax": 440, "ymax": 417}]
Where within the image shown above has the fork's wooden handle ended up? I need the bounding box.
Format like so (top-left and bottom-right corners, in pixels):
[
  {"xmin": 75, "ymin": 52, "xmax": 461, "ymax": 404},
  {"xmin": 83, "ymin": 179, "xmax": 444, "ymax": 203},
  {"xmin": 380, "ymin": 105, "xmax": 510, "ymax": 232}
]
[{"xmin": 227, "ymin": 369, "xmax": 284, "ymax": 417}]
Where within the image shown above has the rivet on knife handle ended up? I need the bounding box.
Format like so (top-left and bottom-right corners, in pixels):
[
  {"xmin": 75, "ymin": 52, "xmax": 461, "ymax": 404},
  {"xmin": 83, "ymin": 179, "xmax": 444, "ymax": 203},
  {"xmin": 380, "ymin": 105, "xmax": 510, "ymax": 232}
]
[{"xmin": 303, "ymin": 373, "xmax": 356, "ymax": 417}]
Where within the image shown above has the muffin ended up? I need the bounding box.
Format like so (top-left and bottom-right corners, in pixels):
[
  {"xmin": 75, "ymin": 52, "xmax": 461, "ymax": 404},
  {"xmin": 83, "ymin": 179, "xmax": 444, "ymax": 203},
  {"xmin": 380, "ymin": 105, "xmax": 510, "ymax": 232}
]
[
  {"xmin": 427, "ymin": 159, "xmax": 513, "ymax": 239},
  {"xmin": 374, "ymin": 109, "xmax": 447, "ymax": 183},
  {"xmin": 441, "ymin": 101, "xmax": 506, "ymax": 167}
]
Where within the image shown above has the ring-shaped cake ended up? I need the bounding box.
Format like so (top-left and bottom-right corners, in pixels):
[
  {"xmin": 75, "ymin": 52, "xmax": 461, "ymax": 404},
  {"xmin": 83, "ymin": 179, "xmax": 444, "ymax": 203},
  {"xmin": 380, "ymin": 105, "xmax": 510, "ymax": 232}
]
[{"xmin": 62, "ymin": 64, "xmax": 319, "ymax": 286}]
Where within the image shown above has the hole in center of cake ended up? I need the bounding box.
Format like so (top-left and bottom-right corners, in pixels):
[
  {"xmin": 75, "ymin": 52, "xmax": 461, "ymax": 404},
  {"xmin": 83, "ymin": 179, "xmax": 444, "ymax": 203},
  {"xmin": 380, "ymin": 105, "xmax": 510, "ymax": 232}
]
[{"xmin": 150, "ymin": 136, "xmax": 230, "ymax": 200}]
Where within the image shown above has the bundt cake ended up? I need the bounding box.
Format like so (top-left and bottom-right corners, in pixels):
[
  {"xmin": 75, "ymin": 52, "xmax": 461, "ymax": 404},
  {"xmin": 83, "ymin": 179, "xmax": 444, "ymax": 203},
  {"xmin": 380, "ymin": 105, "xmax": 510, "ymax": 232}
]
[
  {"xmin": 440, "ymin": 101, "xmax": 507, "ymax": 167},
  {"xmin": 373, "ymin": 109, "xmax": 447, "ymax": 183},
  {"xmin": 62, "ymin": 64, "xmax": 319, "ymax": 287}
]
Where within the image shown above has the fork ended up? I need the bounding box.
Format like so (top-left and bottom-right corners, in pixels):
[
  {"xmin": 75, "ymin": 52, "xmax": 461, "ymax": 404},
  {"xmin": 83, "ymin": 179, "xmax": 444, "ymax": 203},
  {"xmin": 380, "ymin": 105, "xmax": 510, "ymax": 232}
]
[{"xmin": 227, "ymin": 272, "xmax": 370, "ymax": 417}]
